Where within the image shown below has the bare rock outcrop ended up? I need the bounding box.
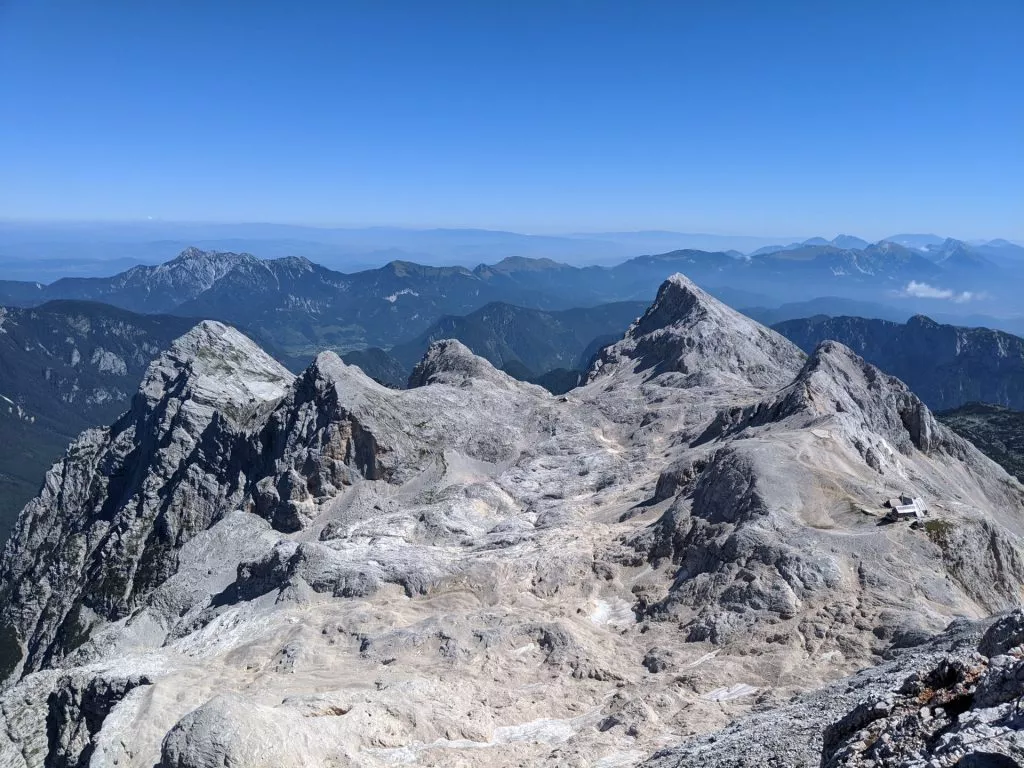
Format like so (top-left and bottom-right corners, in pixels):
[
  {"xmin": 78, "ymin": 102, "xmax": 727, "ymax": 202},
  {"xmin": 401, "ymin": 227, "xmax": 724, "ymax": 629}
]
[
  {"xmin": 158, "ymin": 694, "xmax": 344, "ymax": 768},
  {"xmin": 587, "ymin": 273, "xmax": 805, "ymax": 391},
  {"xmin": 248, "ymin": 353, "xmax": 393, "ymax": 531},
  {"xmin": 626, "ymin": 325, "xmax": 1024, "ymax": 657},
  {"xmin": 46, "ymin": 672, "xmax": 152, "ymax": 768},
  {"xmin": 643, "ymin": 613, "xmax": 1024, "ymax": 768},
  {"xmin": 696, "ymin": 340, "xmax": 962, "ymax": 457},
  {"xmin": 0, "ymin": 274, "xmax": 1022, "ymax": 767},
  {"xmin": 0, "ymin": 321, "xmax": 292, "ymax": 679},
  {"xmin": 822, "ymin": 611, "xmax": 1024, "ymax": 768}
]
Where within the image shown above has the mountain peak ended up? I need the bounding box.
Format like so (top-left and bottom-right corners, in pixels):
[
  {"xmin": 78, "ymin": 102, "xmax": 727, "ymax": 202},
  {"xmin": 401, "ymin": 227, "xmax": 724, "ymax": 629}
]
[
  {"xmin": 302, "ymin": 349, "xmax": 384, "ymax": 392},
  {"xmin": 267, "ymin": 254, "xmax": 316, "ymax": 271},
  {"xmin": 587, "ymin": 273, "xmax": 805, "ymax": 391},
  {"xmin": 140, "ymin": 321, "xmax": 291, "ymax": 425},
  {"xmin": 167, "ymin": 246, "xmax": 253, "ymax": 265},
  {"xmin": 488, "ymin": 256, "xmax": 568, "ymax": 272},
  {"xmin": 699, "ymin": 338, "xmax": 956, "ymax": 457},
  {"xmin": 408, "ymin": 339, "xmax": 520, "ymax": 389},
  {"xmin": 881, "ymin": 233, "xmax": 946, "ymax": 251},
  {"xmin": 124, "ymin": 249, "xmax": 265, "ymax": 310},
  {"xmin": 907, "ymin": 313, "xmax": 940, "ymax": 328},
  {"xmin": 795, "ymin": 339, "xmax": 949, "ymax": 454},
  {"xmin": 382, "ymin": 260, "xmax": 472, "ymax": 279},
  {"xmin": 172, "ymin": 245, "xmax": 206, "ymax": 261},
  {"xmin": 830, "ymin": 234, "xmax": 870, "ymax": 249},
  {"xmin": 630, "ymin": 273, "xmax": 710, "ymax": 336},
  {"xmin": 157, "ymin": 319, "xmax": 270, "ymax": 365}
]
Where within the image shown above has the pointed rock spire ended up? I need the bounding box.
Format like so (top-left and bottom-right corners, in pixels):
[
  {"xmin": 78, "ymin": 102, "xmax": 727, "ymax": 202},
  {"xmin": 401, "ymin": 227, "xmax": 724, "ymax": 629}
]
[{"xmin": 588, "ymin": 273, "xmax": 805, "ymax": 391}]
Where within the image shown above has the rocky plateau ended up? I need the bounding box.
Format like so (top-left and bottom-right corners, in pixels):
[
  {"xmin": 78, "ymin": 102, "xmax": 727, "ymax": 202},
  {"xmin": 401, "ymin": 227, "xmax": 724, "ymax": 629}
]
[{"xmin": 0, "ymin": 274, "xmax": 1022, "ymax": 767}]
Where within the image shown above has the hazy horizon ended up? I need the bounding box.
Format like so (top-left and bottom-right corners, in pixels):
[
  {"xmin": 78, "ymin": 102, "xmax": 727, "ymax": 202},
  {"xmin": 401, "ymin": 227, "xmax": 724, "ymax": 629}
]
[
  {"xmin": 2, "ymin": 2, "xmax": 1021, "ymax": 239},
  {"xmin": 0, "ymin": 218, "xmax": 1018, "ymax": 247}
]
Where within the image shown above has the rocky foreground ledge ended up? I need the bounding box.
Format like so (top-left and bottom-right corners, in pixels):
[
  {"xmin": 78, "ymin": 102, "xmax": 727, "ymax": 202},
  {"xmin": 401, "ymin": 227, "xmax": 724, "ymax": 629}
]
[{"xmin": 647, "ymin": 610, "xmax": 1024, "ymax": 767}]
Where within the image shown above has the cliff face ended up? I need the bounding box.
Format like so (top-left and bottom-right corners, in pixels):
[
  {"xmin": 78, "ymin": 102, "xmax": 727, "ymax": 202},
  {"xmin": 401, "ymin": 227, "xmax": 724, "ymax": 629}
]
[
  {"xmin": 0, "ymin": 302, "xmax": 198, "ymax": 543},
  {"xmin": 0, "ymin": 321, "xmax": 293, "ymax": 679},
  {"xmin": 774, "ymin": 314, "xmax": 1024, "ymax": 411},
  {"xmin": 0, "ymin": 276, "xmax": 1022, "ymax": 767}
]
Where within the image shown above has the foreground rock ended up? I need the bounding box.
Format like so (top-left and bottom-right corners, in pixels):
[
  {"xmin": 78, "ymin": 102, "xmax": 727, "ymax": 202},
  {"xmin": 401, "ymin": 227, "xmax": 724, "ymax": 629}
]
[
  {"xmin": 646, "ymin": 611, "xmax": 1024, "ymax": 768},
  {"xmin": 0, "ymin": 275, "xmax": 1022, "ymax": 767}
]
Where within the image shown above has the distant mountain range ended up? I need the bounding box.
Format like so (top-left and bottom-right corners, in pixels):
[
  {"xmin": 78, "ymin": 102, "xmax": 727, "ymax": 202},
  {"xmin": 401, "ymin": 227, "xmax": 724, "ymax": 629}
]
[
  {"xmin": 1, "ymin": 239, "xmax": 1022, "ymax": 364},
  {"xmin": 751, "ymin": 234, "xmax": 872, "ymax": 255},
  {"xmin": 1, "ymin": 221, "xmax": 1021, "ymax": 280},
  {"xmin": 0, "ymin": 222, "xmax": 804, "ymax": 277},
  {"xmin": 773, "ymin": 314, "xmax": 1024, "ymax": 411}
]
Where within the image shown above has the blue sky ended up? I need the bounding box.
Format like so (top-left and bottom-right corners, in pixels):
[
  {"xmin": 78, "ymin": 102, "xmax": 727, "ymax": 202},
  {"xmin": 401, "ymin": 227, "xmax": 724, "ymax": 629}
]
[{"xmin": 0, "ymin": 0, "xmax": 1021, "ymax": 239}]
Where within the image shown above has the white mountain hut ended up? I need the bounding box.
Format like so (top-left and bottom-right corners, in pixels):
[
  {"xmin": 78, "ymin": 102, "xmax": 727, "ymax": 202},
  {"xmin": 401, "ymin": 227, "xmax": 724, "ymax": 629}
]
[{"xmin": 885, "ymin": 494, "xmax": 928, "ymax": 521}]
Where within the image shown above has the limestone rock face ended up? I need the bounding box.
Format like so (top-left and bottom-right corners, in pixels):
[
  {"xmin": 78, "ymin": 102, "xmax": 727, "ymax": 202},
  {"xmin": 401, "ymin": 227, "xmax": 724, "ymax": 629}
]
[
  {"xmin": 587, "ymin": 273, "xmax": 806, "ymax": 391},
  {"xmin": 0, "ymin": 301, "xmax": 197, "ymax": 543},
  {"xmin": 46, "ymin": 672, "xmax": 152, "ymax": 768},
  {"xmin": 0, "ymin": 275, "xmax": 1022, "ymax": 767},
  {"xmin": 0, "ymin": 321, "xmax": 292, "ymax": 679},
  {"xmin": 249, "ymin": 353, "xmax": 393, "ymax": 532}
]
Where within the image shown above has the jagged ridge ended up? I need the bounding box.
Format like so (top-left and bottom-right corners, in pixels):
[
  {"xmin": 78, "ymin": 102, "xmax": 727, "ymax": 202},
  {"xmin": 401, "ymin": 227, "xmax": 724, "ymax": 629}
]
[{"xmin": 0, "ymin": 274, "xmax": 1022, "ymax": 767}]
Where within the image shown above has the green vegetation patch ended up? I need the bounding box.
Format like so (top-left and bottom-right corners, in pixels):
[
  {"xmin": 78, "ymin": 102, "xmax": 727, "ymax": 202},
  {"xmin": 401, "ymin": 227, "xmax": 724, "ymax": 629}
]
[{"xmin": 924, "ymin": 519, "xmax": 955, "ymax": 546}]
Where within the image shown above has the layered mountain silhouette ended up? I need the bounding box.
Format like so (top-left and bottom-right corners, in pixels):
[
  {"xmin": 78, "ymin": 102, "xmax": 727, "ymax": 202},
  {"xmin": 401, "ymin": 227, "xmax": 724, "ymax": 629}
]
[{"xmin": 2, "ymin": 239, "xmax": 1021, "ymax": 362}]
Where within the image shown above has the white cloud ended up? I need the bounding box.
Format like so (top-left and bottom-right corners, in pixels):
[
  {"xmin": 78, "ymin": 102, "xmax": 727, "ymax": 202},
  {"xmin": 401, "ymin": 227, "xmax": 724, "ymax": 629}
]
[
  {"xmin": 904, "ymin": 281, "xmax": 953, "ymax": 299},
  {"xmin": 953, "ymin": 291, "xmax": 984, "ymax": 304},
  {"xmin": 902, "ymin": 281, "xmax": 984, "ymax": 303}
]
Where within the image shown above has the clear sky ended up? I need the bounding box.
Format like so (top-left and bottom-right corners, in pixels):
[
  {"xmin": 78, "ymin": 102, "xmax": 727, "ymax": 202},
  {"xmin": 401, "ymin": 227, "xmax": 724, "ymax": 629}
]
[{"xmin": 0, "ymin": 0, "xmax": 1021, "ymax": 239}]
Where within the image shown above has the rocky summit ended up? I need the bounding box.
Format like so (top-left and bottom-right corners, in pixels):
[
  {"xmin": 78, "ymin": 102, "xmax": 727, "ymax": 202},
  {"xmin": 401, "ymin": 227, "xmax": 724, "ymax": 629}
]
[{"xmin": 1, "ymin": 274, "xmax": 1023, "ymax": 767}]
